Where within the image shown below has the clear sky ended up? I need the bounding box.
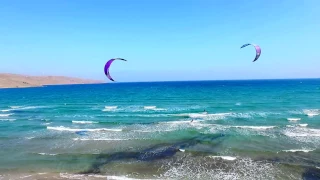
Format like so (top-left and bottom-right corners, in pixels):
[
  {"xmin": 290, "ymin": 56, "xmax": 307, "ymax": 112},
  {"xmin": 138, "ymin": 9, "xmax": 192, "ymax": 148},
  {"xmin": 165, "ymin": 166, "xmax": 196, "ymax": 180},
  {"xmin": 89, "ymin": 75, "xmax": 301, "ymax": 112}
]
[{"xmin": 0, "ymin": 0, "xmax": 319, "ymax": 82}]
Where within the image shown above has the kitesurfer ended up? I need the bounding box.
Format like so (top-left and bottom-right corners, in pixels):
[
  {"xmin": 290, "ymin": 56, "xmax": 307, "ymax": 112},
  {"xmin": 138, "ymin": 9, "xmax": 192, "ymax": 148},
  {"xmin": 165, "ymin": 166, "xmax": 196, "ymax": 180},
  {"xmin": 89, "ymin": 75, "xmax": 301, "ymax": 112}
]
[{"xmin": 203, "ymin": 109, "xmax": 207, "ymax": 114}]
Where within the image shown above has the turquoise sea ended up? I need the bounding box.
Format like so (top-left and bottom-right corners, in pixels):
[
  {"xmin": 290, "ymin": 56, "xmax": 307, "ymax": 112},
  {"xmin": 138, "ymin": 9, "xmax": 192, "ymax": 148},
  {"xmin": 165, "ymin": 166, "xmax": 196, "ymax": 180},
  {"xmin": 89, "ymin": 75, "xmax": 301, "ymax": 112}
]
[{"xmin": 0, "ymin": 79, "xmax": 319, "ymax": 179}]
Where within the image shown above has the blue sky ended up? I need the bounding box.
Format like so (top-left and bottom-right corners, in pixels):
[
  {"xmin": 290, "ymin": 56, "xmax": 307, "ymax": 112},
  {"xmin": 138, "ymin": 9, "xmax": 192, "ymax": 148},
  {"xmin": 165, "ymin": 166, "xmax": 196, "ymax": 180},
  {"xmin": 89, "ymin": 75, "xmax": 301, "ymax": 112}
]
[{"xmin": 0, "ymin": 0, "xmax": 319, "ymax": 82}]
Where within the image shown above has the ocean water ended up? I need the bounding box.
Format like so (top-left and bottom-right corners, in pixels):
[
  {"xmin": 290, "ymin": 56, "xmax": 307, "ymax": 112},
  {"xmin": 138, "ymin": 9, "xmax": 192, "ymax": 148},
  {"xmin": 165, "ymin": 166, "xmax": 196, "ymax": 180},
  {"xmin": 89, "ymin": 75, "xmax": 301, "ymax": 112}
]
[{"xmin": 0, "ymin": 79, "xmax": 319, "ymax": 180}]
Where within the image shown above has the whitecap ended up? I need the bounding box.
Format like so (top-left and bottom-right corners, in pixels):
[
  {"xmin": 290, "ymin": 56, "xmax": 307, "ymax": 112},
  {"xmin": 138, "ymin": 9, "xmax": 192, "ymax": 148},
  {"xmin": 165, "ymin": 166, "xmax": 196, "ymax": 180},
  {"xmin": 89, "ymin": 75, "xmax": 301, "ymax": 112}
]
[
  {"xmin": 102, "ymin": 106, "xmax": 118, "ymax": 111},
  {"xmin": 0, "ymin": 109, "xmax": 10, "ymax": 112},
  {"xmin": 9, "ymin": 106, "xmax": 47, "ymax": 111},
  {"xmin": 286, "ymin": 124, "xmax": 308, "ymax": 128},
  {"xmin": 0, "ymin": 118, "xmax": 15, "ymax": 121},
  {"xmin": 281, "ymin": 149, "xmax": 314, "ymax": 153},
  {"xmin": 9, "ymin": 106, "xmax": 22, "ymax": 109},
  {"xmin": 143, "ymin": 106, "xmax": 166, "ymax": 111},
  {"xmin": 287, "ymin": 118, "xmax": 301, "ymax": 121},
  {"xmin": 144, "ymin": 106, "xmax": 157, "ymax": 110},
  {"xmin": 37, "ymin": 173, "xmax": 47, "ymax": 175},
  {"xmin": 176, "ymin": 113, "xmax": 230, "ymax": 120},
  {"xmin": 38, "ymin": 153, "xmax": 57, "ymax": 156},
  {"xmin": 232, "ymin": 126, "xmax": 276, "ymax": 130},
  {"xmin": 105, "ymin": 106, "xmax": 118, "ymax": 109},
  {"xmin": 159, "ymin": 120, "xmax": 194, "ymax": 124},
  {"xmin": 307, "ymin": 113, "xmax": 319, "ymax": 117},
  {"xmin": 209, "ymin": 156, "xmax": 237, "ymax": 161},
  {"xmin": 106, "ymin": 175, "xmax": 152, "ymax": 180},
  {"xmin": 47, "ymin": 126, "xmax": 122, "ymax": 132},
  {"xmin": 73, "ymin": 138, "xmax": 130, "ymax": 141},
  {"xmin": 283, "ymin": 127, "xmax": 320, "ymax": 137},
  {"xmin": 0, "ymin": 114, "xmax": 13, "ymax": 117},
  {"xmin": 303, "ymin": 109, "xmax": 319, "ymax": 117},
  {"xmin": 72, "ymin": 120, "xmax": 98, "ymax": 124},
  {"xmin": 20, "ymin": 175, "xmax": 32, "ymax": 178},
  {"xmin": 61, "ymin": 174, "xmax": 113, "ymax": 179}
]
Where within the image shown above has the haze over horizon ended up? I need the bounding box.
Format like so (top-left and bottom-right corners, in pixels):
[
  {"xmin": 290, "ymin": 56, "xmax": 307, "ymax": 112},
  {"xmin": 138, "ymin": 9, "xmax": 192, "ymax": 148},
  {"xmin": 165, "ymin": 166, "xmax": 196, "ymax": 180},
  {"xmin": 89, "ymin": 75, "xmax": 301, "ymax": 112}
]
[{"xmin": 1, "ymin": 0, "xmax": 319, "ymax": 82}]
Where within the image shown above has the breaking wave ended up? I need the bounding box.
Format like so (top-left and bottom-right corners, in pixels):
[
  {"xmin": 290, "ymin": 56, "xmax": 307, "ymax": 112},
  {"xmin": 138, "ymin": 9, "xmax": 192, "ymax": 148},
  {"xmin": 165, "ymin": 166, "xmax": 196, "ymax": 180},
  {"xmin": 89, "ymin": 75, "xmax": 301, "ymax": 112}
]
[{"xmin": 47, "ymin": 126, "xmax": 122, "ymax": 132}]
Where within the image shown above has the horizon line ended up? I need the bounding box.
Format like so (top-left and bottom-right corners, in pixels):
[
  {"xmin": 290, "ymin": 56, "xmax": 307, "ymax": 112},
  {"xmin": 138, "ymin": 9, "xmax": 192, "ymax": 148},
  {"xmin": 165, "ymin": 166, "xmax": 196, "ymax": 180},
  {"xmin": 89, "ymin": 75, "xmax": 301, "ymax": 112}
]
[{"xmin": 101, "ymin": 77, "xmax": 320, "ymax": 84}]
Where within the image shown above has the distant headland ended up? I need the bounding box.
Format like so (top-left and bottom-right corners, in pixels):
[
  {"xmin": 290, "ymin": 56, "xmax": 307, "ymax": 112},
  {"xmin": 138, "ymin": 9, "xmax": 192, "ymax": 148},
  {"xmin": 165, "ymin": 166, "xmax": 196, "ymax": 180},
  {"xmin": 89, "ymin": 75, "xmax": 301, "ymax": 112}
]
[{"xmin": 0, "ymin": 73, "xmax": 103, "ymax": 88}]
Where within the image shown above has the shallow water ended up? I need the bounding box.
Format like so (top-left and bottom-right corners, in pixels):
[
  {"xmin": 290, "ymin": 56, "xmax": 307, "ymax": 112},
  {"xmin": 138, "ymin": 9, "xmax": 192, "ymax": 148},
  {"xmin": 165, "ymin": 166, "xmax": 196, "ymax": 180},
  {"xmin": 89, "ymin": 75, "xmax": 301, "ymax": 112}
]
[{"xmin": 0, "ymin": 79, "xmax": 319, "ymax": 179}]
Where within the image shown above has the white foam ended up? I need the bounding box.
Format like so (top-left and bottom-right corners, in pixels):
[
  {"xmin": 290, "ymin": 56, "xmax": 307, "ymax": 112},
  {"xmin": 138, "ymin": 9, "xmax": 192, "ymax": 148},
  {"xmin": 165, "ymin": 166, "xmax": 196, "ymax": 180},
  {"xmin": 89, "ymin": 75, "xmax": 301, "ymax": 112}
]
[
  {"xmin": 0, "ymin": 118, "xmax": 15, "ymax": 121},
  {"xmin": 0, "ymin": 114, "xmax": 13, "ymax": 117},
  {"xmin": 284, "ymin": 127, "xmax": 320, "ymax": 137},
  {"xmin": 38, "ymin": 153, "xmax": 57, "ymax": 156},
  {"xmin": 307, "ymin": 113, "xmax": 319, "ymax": 117},
  {"xmin": 72, "ymin": 120, "xmax": 98, "ymax": 124},
  {"xmin": 179, "ymin": 149, "xmax": 185, "ymax": 152},
  {"xmin": 133, "ymin": 129, "xmax": 174, "ymax": 133},
  {"xmin": 9, "ymin": 106, "xmax": 22, "ymax": 109},
  {"xmin": 144, "ymin": 106, "xmax": 157, "ymax": 109},
  {"xmin": 88, "ymin": 174, "xmax": 109, "ymax": 178},
  {"xmin": 37, "ymin": 173, "xmax": 47, "ymax": 175},
  {"xmin": 281, "ymin": 149, "xmax": 314, "ymax": 153},
  {"xmin": 287, "ymin": 118, "xmax": 301, "ymax": 121},
  {"xmin": 209, "ymin": 156, "xmax": 237, "ymax": 161},
  {"xmin": 60, "ymin": 173, "xmax": 87, "ymax": 179},
  {"xmin": 60, "ymin": 173, "xmax": 149, "ymax": 180},
  {"xmin": 235, "ymin": 102, "xmax": 241, "ymax": 106},
  {"xmin": 73, "ymin": 138, "xmax": 130, "ymax": 141},
  {"xmin": 286, "ymin": 124, "xmax": 308, "ymax": 128},
  {"xmin": 0, "ymin": 109, "xmax": 10, "ymax": 112},
  {"xmin": 9, "ymin": 106, "xmax": 46, "ymax": 110},
  {"xmin": 20, "ymin": 175, "xmax": 32, "ymax": 178},
  {"xmin": 303, "ymin": 109, "xmax": 319, "ymax": 117},
  {"xmin": 106, "ymin": 176, "xmax": 154, "ymax": 180},
  {"xmin": 177, "ymin": 113, "xmax": 230, "ymax": 119},
  {"xmin": 47, "ymin": 126, "xmax": 122, "ymax": 132},
  {"xmin": 143, "ymin": 106, "xmax": 166, "ymax": 111},
  {"xmin": 159, "ymin": 120, "xmax": 195, "ymax": 124},
  {"xmin": 232, "ymin": 126, "xmax": 276, "ymax": 130},
  {"xmin": 102, "ymin": 106, "xmax": 118, "ymax": 111}
]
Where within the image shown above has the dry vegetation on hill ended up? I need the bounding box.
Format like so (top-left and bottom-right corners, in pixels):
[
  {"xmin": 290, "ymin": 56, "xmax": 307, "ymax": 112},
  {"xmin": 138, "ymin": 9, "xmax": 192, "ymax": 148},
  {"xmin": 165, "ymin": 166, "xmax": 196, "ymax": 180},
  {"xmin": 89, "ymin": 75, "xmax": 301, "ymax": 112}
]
[{"xmin": 0, "ymin": 73, "xmax": 103, "ymax": 88}]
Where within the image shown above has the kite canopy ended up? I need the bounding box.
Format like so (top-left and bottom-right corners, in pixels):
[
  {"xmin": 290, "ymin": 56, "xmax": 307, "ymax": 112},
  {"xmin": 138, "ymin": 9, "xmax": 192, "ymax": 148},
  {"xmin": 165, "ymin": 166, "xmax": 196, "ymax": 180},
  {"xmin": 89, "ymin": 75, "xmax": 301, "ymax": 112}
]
[
  {"xmin": 240, "ymin": 43, "xmax": 261, "ymax": 62},
  {"xmin": 104, "ymin": 58, "xmax": 127, "ymax": 81}
]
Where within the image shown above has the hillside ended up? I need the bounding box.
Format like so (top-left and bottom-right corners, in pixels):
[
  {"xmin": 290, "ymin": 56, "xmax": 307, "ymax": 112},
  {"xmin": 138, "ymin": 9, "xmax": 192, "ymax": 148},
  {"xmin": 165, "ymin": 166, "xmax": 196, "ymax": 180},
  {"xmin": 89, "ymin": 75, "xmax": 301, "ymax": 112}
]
[{"xmin": 0, "ymin": 73, "xmax": 103, "ymax": 88}]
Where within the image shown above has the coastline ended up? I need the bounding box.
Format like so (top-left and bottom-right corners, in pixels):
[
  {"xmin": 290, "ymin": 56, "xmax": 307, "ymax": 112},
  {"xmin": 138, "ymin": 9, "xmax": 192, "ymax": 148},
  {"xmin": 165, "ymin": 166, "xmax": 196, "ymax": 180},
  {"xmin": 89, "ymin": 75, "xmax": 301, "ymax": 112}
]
[{"xmin": 0, "ymin": 73, "xmax": 103, "ymax": 89}]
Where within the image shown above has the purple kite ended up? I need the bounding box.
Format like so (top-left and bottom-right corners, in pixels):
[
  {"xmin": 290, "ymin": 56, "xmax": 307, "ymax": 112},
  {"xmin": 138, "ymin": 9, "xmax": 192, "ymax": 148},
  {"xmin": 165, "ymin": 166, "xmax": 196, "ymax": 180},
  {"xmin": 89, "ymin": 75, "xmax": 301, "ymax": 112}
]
[
  {"xmin": 104, "ymin": 58, "xmax": 127, "ymax": 81},
  {"xmin": 240, "ymin": 43, "xmax": 261, "ymax": 62}
]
